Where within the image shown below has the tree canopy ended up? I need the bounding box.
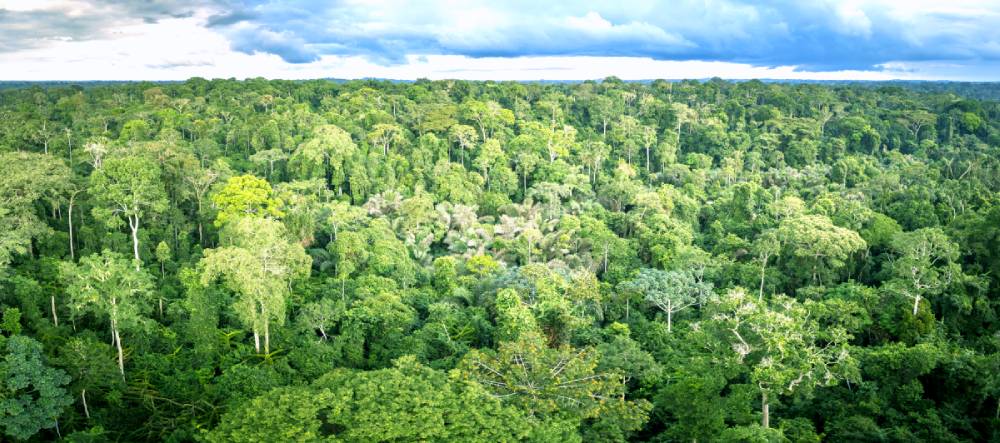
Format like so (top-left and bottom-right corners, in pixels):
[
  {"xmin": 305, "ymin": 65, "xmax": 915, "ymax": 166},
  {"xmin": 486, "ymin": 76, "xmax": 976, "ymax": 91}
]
[{"xmin": 0, "ymin": 77, "xmax": 998, "ymax": 441}]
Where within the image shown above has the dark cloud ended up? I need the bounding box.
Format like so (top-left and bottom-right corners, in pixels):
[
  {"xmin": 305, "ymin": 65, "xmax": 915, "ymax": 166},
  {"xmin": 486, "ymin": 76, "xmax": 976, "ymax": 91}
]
[
  {"xmin": 0, "ymin": 0, "xmax": 224, "ymax": 52},
  {"xmin": 228, "ymin": 27, "xmax": 319, "ymax": 63},
  {"xmin": 206, "ymin": 10, "xmax": 258, "ymax": 27},
  {"xmin": 0, "ymin": 8, "xmax": 106, "ymax": 52}
]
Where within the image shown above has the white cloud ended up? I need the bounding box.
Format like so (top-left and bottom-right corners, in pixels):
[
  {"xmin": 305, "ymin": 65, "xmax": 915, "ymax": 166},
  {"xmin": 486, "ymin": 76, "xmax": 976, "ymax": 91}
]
[{"xmin": 834, "ymin": 2, "xmax": 873, "ymax": 37}]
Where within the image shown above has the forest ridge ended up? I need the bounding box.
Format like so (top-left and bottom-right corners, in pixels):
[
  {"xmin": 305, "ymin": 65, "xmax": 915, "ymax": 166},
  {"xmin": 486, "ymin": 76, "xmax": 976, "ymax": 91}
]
[{"xmin": 0, "ymin": 77, "xmax": 998, "ymax": 442}]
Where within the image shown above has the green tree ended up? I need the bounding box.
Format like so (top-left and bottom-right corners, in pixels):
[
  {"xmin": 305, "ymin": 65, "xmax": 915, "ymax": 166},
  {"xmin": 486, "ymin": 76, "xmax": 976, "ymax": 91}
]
[
  {"xmin": 199, "ymin": 217, "xmax": 310, "ymax": 354},
  {"xmin": 886, "ymin": 228, "xmax": 963, "ymax": 316},
  {"xmin": 207, "ymin": 356, "xmax": 539, "ymax": 442},
  {"xmin": 89, "ymin": 154, "xmax": 168, "ymax": 268},
  {"xmin": 621, "ymin": 268, "xmax": 714, "ymax": 332},
  {"xmin": 0, "ymin": 336, "xmax": 73, "ymax": 441},
  {"xmin": 211, "ymin": 174, "xmax": 284, "ymax": 227},
  {"xmin": 708, "ymin": 288, "xmax": 857, "ymax": 428},
  {"xmin": 0, "ymin": 152, "xmax": 71, "ymax": 269},
  {"xmin": 61, "ymin": 250, "xmax": 155, "ymax": 378},
  {"xmin": 776, "ymin": 214, "xmax": 866, "ymax": 286},
  {"xmin": 461, "ymin": 329, "xmax": 650, "ymax": 439}
]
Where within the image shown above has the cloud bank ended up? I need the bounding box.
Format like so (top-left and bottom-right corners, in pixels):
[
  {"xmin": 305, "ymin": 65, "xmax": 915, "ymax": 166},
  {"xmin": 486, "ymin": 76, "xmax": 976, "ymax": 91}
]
[
  {"xmin": 200, "ymin": 0, "xmax": 1000, "ymax": 71},
  {"xmin": 2, "ymin": 0, "xmax": 1000, "ymax": 80}
]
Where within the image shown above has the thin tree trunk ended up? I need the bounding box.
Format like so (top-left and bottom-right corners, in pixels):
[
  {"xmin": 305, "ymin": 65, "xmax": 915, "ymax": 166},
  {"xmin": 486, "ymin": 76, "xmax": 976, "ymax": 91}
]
[
  {"xmin": 761, "ymin": 391, "xmax": 770, "ymax": 428},
  {"xmin": 129, "ymin": 215, "xmax": 141, "ymax": 269},
  {"xmin": 68, "ymin": 194, "xmax": 76, "ymax": 260},
  {"xmin": 759, "ymin": 253, "xmax": 769, "ymax": 301},
  {"xmin": 264, "ymin": 319, "xmax": 270, "ymax": 354},
  {"xmin": 114, "ymin": 327, "xmax": 125, "ymax": 379},
  {"xmin": 253, "ymin": 329, "xmax": 261, "ymax": 353},
  {"xmin": 81, "ymin": 389, "xmax": 90, "ymax": 419},
  {"xmin": 51, "ymin": 296, "xmax": 59, "ymax": 327}
]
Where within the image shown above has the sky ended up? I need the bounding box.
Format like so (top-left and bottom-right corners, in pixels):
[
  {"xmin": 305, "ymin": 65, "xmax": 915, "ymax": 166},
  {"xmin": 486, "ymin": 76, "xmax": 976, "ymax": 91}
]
[{"xmin": 2, "ymin": 0, "xmax": 1000, "ymax": 81}]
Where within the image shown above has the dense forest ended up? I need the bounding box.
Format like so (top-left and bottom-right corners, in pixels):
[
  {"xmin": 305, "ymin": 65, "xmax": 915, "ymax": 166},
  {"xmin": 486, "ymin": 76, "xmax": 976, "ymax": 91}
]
[{"xmin": 0, "ymin": 77, "xmax": 999, "ymax": 442}]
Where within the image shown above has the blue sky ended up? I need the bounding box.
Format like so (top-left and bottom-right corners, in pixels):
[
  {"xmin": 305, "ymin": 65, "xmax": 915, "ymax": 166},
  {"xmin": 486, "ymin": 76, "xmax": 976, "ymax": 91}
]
[{"xmin": 2, "ymin": 0, "xmax": 1000, "ymax": 80}]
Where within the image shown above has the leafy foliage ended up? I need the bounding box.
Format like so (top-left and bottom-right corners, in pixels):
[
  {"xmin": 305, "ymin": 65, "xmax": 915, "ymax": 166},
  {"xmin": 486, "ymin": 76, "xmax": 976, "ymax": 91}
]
[{"xmin": 0, "ymin": 77, "xmax": 998, "ymax": 441}]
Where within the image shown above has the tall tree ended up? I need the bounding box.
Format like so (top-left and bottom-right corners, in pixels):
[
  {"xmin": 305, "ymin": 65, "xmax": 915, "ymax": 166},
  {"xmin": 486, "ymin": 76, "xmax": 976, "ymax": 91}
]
[
  {"xmin": 89, "ymin": 154, "xmax": 168, "ymax": 268},
  {"xmin": 61, "ymin": 250, "xmax": 155, "ymax": 378},
  {"xmin": 210, "ymin": 174, "xmax": 284, "ymax": 228},
  {"xmin": 0, "ymin": 152, "xmax": 71, "ymax": 269},
  {"xmin": 707, "ymin": 288, "xmax": 857, "ymax": 428},
  {"xmin": 619, "ymin": 268, "xmax": 713, "ymax": 332},
  {"xmin": 199, "ymin": 217, "xmax": 310, "ymax": 354}
]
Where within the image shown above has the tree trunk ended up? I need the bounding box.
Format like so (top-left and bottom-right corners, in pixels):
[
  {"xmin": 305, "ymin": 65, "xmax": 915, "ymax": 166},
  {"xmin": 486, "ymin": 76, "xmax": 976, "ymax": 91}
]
[
  {"xmin": 114, "ymin": 327, "xmax": 125, "ymax": 379},
  {"xmin": 758, "ymin": 253, "xmax": 769, "ymax": 301},
  {"xmin": 761, "ymin": 391, "xmax": 770, "ymax": 428},
  {"xmin": 129, "ymin": 215, "xmax": 141, "ymax": 269},
  {"xmin": 51, "ymin": 296, "xmax": 59, "ymax": 327},
  {"xmin": 68, "ymin": 196, "xmax": 76, "ymax": 260},
  {"xmin": 912, "ymin": 295, "xmax": 921, "ymax": 316},
  {"xmin": 264, "ymin": 319, "xmax": 270, "ymax": 354},
  {"xmin": 253, "ymin": 329, "xmax": 261, "ymax": 353},
  {"xmin": 81, "ymin": 389, "xmax": 90, "ymax": 419},
  {"xmin": 667, "ymin": 309, "xmax": 673, "ymax": 333},
  {"xmin": 197, "ymin": 198, "xmax": 204, "ymax": 246}
]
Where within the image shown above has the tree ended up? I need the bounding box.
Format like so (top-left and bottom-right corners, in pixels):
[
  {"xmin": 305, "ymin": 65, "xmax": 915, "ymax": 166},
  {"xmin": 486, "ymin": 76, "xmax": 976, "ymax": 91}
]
[
  {"xmin": 461, "ymin": 99, "xmax": 513, "ymax": 141},
  {"xmin": 54, "ymin": 336, "xmax": 120, "ymax": 421},
  {"xmin": 249, "ymin": 148, "xmax": 287, "ymax": 179},
  {"xmin": 473, "ymin": 138, "xmax": 505, "ymax": 189},
  {"xmin": 0, "ymin": 336, "xmax": 73, "ymax": 440},
  {"xmin": 297, "ymin": 298, "xmax": 342, "ymax": 342},
  {"xmin": 182, "ymin": 161, "xmax": 223, "ymax": 245},
  {"xmin": 753, "ymin": 230, "xmax": 780, "ymax": 300},
  {"xmin": 460, "ymin": 329, "xmax": 651, "ymax": 438},
  {"xmin": 640, "ymin": 125, "xmax": 657, "ymax": 174},
  {"xmin": 210, "ymin": 174, "xmax": 284, "ymax": 227},
  {"xmin": 776, "ymin": 214, "xmax": 866, "ymax": 286},
  {"xmin": 448, "ymin": 124, "xmax": 478, "ymax": 166},
  {"xmin": 289, "ymin": 124, "xmax": 357, "ymax": 190},
  {"xmin": 619, "ymin": 268, "xmax": 713, "ymax": 332},
  {"xmin": 367, "ymin": 123, "xmax": 404, "ymax": 156},
  {"xmin": 708, "ymin": 288, "xmax": 857, "ymax": 428},
  {"xmin": 199, "ymin": 217, "xmax": 310, "ymax": 354},
  {"xmin": 331, "ymin": 230, "xmax": 369, "ymax": 299},
  {"xmin": 61, "ymin": 250, "xmax": 155, "ymax": 378},
  {"xmin": 887, "ymin": 228, "xmax": 963, "ymax": 316},
  {"xmin": 0, "ymin": 152, "xmax": 71, "ymax": 269},
  {"xmin": 154, "ymin": 241, "xmax": 171, "ymax": 317},
  {"xmin": 207, "ymin": 356, "xmax": 540, "ymax": 442},
  {"xmin": 89, "ymin": 154, "xmax": 168, "ymax": 268}
]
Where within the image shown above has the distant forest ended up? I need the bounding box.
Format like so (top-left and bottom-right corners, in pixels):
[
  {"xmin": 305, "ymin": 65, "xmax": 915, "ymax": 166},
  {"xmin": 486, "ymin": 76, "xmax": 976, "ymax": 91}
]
[{"xmin": 0, "ymin": 77, "xmax": 998, "ymax": 442}]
